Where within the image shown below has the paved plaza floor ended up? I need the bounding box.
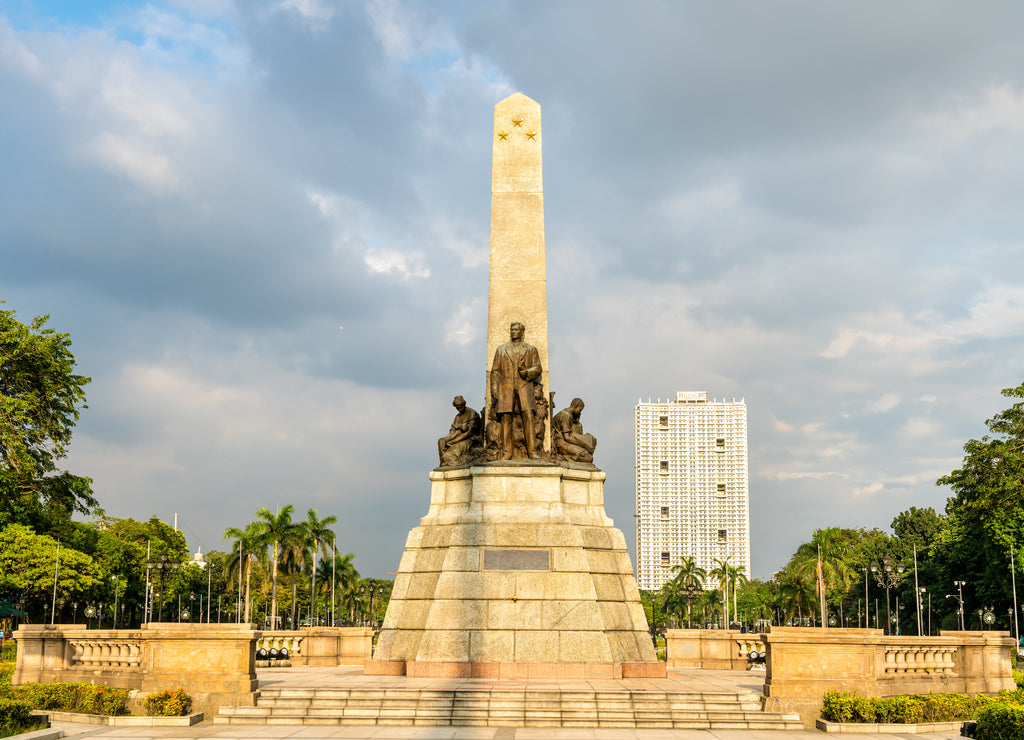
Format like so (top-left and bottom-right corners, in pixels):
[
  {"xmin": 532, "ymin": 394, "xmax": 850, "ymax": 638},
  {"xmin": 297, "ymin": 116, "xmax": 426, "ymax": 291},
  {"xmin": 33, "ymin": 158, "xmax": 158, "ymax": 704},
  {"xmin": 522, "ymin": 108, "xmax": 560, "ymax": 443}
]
[{"xmin": 43, "ymin": 666, "xmax": 966, "ymax": 740}]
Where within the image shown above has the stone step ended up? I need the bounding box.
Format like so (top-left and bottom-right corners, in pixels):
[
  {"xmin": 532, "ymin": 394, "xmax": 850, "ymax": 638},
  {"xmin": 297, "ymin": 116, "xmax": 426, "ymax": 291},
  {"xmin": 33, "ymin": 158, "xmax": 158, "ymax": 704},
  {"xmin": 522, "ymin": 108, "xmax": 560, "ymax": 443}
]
[{"xmin": 216, "ymin": 687, "xmax": 799, "ymax": 729}]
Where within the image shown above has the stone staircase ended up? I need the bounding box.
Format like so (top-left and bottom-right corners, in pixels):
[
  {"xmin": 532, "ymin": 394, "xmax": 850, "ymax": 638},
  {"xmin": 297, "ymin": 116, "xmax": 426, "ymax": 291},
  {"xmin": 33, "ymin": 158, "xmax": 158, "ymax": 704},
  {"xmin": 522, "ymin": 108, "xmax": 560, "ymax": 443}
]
[{"xmin": 215, "ymin": 687, "xmax": 804, "ymax": 729}]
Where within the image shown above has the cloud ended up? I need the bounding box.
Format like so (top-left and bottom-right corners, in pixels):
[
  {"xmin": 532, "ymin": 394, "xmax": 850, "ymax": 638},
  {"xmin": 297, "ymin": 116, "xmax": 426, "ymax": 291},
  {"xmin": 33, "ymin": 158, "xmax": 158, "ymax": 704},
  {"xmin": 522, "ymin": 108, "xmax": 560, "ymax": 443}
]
[{"xmin": 6, "ymin": 0, "xmax": 1024, "ymax": 581}]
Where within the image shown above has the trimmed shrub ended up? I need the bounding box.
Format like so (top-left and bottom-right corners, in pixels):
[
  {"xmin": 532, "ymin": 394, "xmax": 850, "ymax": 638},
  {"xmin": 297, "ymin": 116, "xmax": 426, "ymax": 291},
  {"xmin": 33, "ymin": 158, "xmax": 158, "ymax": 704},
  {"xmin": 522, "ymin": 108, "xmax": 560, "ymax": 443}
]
[
  {"xmin": 975, "ymin": 702, "xmax": 1024, "ymax": 740},
  {"xmin": 142, "ymin": 689, "xmax": 192, "ymax": 717},
  {"xmin": 0, "ymin": 697, "xmax": 40, "ymax": 738},
  {"xmin": 10, "ymin": 682, "xmax": 129, "ymax": 716},
  {"xmin": 821, "ymin": 690, "xmax": 990, "ymax": 724},
  {"xmin": 0, "ymin": 643, "xmax": 14, "ymax": 664}
]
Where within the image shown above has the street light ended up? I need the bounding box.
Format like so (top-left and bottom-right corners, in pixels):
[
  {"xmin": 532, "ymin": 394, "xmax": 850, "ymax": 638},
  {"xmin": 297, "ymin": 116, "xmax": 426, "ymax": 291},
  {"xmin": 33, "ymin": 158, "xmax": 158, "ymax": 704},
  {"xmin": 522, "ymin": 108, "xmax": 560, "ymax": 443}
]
[
  {"xmin": 870, "ymin": 555, "xmax": 907, "ymax": 635},
  {"xmin": 945, "ymin": 580, "xmax": 966, "ymax": 630},
  {"xmin": 146, "ymin": 551, "xmax": 181, "ymax": 622},
  {"xmin": 111, "ymin": 575, "xmax": 120, "ymax": 629}
]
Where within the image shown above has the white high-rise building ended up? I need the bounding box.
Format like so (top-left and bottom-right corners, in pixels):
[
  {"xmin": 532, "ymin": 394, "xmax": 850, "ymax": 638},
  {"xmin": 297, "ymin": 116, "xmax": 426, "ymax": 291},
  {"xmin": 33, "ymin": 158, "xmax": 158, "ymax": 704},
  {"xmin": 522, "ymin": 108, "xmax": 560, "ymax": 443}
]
[{"xmin": 635, "ymin": 391, "xmax": 750, "ymax": 592}]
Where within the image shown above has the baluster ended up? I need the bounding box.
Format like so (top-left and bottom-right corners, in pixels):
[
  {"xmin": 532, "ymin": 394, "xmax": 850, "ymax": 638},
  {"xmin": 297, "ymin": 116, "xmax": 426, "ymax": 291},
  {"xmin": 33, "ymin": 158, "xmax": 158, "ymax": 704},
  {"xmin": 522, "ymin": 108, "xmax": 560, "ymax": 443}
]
[{"xmin": 883, "ymin": 649, "xmax": 896, "ymax": 673}]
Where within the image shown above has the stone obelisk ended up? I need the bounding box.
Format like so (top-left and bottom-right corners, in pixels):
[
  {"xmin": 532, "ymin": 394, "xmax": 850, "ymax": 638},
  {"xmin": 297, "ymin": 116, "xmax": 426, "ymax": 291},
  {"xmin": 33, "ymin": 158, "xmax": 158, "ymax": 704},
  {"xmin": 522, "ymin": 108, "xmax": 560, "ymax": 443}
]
[
  {"xmin": 485, "ymin": 93, "xmax": 549, "ymax": 451},
  {"xmin": 366, "ymin": 93, "xmax": 662, "ymax": 680}
]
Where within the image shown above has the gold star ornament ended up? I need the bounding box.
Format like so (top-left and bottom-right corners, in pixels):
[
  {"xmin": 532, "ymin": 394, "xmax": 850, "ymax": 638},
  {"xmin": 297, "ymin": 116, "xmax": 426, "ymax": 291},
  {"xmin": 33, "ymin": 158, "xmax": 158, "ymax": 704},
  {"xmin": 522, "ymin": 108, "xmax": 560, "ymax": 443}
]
[
  {"xmin": 498, "ymin": 131, "xmax": 508, "ymax": 141},
  {"xmin": 526, "ymin": 130, "xmax": 537, "ymax": 140},
  {"xmin": 512, "ymin": 117, "xmax": 523, "ymax": 127}
]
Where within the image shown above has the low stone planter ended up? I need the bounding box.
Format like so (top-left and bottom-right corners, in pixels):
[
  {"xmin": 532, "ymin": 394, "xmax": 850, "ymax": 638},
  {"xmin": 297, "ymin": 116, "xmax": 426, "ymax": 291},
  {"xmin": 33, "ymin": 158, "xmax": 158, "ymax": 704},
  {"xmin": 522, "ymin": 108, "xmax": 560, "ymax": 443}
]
[
  {"xmin": 816, "ymin": 719, "xmax": 965, "ymax": 734},
  {"xmin": 31, "ymin": 710, "xmax": 204, "ymax": 726}
]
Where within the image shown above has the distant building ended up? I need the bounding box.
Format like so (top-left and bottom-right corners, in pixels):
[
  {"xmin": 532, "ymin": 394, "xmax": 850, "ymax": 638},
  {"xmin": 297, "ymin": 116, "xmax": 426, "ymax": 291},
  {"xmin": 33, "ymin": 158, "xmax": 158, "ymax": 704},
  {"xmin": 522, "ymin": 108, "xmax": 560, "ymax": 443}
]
[{"xmin": 634, "ymin": 391, "xmax": 751, "ymax": 591}]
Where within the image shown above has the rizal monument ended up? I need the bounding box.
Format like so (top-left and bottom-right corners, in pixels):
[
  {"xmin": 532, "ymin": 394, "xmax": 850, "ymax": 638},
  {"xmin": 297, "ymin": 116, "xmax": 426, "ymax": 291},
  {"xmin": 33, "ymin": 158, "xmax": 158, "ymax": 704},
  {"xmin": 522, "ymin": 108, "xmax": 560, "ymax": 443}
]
[{"xmin": 365, "ymin": 93, "xmax": 664, "ymax": 679}]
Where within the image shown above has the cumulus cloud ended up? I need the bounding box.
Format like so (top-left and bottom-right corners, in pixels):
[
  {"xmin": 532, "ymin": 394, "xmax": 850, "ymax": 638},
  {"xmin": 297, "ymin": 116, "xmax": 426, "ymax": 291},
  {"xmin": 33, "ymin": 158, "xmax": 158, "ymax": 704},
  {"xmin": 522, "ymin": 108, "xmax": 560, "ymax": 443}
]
[{"xmin": 5, "ymin": 0, "xmax": 1024, "ymax": 579}]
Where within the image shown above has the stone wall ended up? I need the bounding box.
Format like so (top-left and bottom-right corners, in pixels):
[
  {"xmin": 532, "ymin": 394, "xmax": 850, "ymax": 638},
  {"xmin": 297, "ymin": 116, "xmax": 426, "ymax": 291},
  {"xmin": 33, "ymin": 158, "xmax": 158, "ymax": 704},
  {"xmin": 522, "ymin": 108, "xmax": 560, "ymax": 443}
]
[
  {"xmin": 13, "ymin": 623, "xmax": 260, "ymax": 715},
  {"xmin": 665, "ymin": 629, "xmax": 763, "ymax": 670},
  {"xmin": 761, "ymin": 627, "xmax": 1016, "ymax": 727},
  {"xmin": 258, "ymin": 627, "xmax": 372, "ymax": 665}
]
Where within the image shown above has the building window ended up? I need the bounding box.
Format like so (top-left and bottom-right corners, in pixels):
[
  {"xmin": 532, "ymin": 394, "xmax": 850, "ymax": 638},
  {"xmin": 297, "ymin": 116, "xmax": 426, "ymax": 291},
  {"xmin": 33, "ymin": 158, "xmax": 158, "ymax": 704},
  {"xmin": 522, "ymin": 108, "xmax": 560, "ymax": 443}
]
[
  {"xmin": 659, "ymin": 415, "xmax": 669, "ymax": 427},
  {"xmin": 717, "ymin": 483, "xmax": 726, "ymax": 495},
  {"xmin": 661, "ymin": 552, "xmax": 671, "ymax": 566},
  {"xmin": 659, "ymin": 460, "xmax": 669, "ymax": 473},
  {"xmin": 716, "ymin": 438, "xmax": 725, "ymax": 451},
  {"xmin": 661, "ymin": 506, "xmax": 670, "ymax": 518},
  {"xmin": 718, "ymin": 529, "xmax": 727, "ymax": 541}
]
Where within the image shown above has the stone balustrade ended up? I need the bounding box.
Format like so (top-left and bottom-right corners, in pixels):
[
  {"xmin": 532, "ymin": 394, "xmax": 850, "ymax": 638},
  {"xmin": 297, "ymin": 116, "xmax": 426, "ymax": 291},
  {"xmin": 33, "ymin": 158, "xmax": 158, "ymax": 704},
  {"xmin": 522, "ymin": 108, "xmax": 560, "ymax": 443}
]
[
  {"xmin": 761, "ymin": 627, "xmax": 1015, "ymax": 727},
  {"xmin": 68, "ymin": 637, "xmax": 142, "ymax": 669},
  {"xmin": 13, "ymin": 623, "xmax": 261, "ymax": 715},
  {"xmin": 257, "ymin": 627, "xmax": 371, "ymax": 666},
  {"xmin": 665, "ymin": 629, "xmax": 763, "ymax": 670}
]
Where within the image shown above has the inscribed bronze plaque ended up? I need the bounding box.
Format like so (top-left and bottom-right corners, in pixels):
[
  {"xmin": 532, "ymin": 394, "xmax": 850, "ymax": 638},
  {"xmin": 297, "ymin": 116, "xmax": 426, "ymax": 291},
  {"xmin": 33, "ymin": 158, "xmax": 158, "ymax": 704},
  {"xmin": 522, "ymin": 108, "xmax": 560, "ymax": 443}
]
[{"xmin": 481, "ymin": 548, "xmax": 551, "ymax": 571}]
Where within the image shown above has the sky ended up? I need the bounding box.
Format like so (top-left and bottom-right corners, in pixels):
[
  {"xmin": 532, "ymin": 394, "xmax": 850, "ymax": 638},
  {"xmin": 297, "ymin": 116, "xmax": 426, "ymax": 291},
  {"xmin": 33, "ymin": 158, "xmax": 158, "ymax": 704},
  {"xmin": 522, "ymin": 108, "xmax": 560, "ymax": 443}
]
[{"xmin": 2, "ymin": 0, "xmax": 1024, "ymax": 581}]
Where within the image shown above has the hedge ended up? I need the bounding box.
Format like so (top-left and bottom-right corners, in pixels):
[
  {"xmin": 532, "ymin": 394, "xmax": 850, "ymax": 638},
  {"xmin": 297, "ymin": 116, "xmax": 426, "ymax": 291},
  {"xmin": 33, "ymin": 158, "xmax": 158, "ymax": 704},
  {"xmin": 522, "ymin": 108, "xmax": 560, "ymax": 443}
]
[
  {"xmin": 0, "ymin": 697, "xmax": 41, "ymax": 738},
  {"xmin": 823, "ymin": 690, "xmax": 984, "ymax": 724},
  {"xmin": 975, "ymin": 703, "xmax": 1024, "ymax": 740},
  {"xmin": 9, "ymin": 683, "xmax": 129, "ymax": 716}
]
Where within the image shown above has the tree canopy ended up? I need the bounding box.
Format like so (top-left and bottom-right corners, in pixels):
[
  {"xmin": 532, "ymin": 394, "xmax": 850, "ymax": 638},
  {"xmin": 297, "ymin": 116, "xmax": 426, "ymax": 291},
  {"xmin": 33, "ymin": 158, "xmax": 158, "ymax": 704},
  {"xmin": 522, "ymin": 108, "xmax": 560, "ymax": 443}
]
[{"xmin": 0, "ymin": 307, "xmax": 95, "ymax": 530}]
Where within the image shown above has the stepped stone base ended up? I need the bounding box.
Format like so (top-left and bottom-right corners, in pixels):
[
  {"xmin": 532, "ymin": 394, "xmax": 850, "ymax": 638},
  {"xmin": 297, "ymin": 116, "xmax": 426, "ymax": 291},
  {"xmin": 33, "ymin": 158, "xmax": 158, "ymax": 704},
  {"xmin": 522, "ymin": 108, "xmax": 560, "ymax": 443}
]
[
  {"xmin": 369, "ymin": 464, "xmax": 661, "ymax": 677},
  {"xmin": 216, "ymin": 685, "xmax": 804, "ymax": 730}
]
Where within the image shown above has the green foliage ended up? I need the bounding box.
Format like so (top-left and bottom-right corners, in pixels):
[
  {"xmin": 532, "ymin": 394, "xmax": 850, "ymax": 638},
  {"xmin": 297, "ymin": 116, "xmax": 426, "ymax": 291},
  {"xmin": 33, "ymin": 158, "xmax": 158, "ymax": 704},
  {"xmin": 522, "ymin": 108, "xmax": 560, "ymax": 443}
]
[
  {"xmin": 937, "ymin": 382, "xmax": 1024, "ymax": 612},
  {"xmin": 0, "ymin": 697, "xmax": 40, "ymax": 737},
  {"xmin": 891, "ymin": 507, "xmax": 946, "ymax": 551},
  {"xmin": 1014, "ymin": 669, "xmax": 1024, "ymax": 688},
  {"xmin": 821, "ymin": 690, "xmax": 986, "ymax": 724},
  {"xmin": 10, "ymin": 682, "xmax": 129, "ymax": 716},
  {"xmin": 0, "ymin": 307, "xmax": 95, "ymax": 532},
  {"xmin": 0, "ymin": 663, "xmax": 13, "ymax": 690},
  {"xmin": 975, "ymin": 702, "xmax": 1024, "ymax": 740},
  {"xmin": 0, "ymin": 642, "xmax": 14, "ymax": 663},
  {"xmin": 142, "ymin": 689, "xmax": 192, "ymax": 716},
  {"xmin": 0, "ymin": 524, "xmax": 101, "ymax": 603}
]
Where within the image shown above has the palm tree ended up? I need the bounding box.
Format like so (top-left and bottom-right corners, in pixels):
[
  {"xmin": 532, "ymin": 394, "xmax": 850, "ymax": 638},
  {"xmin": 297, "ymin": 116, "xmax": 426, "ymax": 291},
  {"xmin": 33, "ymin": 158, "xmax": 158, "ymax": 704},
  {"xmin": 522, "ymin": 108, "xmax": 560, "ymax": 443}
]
[
  {"xmin": 668, "ymin": 555, "xmax": 706, "ymax": 628},
  {"xmin": 329, "ymin": 552, "xmax": 360, "ymax": 622},
  {"xmin": 279, "ymin": 526, "xmax": 307, "ymax": 628},
  {"xmin": 254, "ymin": 504, "xmax": 297, "ymax": 628},
  {"xmin": 303, "ymin": 509, "xmax": 337, "ymax": 625},
  {"xmin": 792, "ymin": 527, "xmax": 855, "ymax": 625},
  {"xmin": 223, "ymin": 522, "xmax": 262, "ymax": 624},
  {"xmin": 710, "ymin": 557, "xmax": 732, "ymax": 628},
  {"xmin": 728, "ymin": 563, "xmax": 748, "ymax": 627},
  {"xmin": 776, "ymin": 566, "xmax": 816, "ymax": 624}
]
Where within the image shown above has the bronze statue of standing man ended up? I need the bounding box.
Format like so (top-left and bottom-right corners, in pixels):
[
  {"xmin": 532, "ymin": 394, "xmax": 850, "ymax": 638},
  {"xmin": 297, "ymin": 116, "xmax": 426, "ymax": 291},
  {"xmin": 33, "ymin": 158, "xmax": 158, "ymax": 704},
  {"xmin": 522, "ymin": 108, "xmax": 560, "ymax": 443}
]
[{"xmin": 490, "ymin": 322, "xmax": 543, "ymax": 460}]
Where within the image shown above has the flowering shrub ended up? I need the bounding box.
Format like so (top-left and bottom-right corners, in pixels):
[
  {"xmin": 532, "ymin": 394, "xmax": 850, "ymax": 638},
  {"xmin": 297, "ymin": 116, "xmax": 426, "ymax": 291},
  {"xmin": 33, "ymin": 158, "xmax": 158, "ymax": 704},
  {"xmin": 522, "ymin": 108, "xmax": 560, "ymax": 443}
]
[{"xmin": 142, "ymin": 689, "xmax": 192, "ymax": 717}]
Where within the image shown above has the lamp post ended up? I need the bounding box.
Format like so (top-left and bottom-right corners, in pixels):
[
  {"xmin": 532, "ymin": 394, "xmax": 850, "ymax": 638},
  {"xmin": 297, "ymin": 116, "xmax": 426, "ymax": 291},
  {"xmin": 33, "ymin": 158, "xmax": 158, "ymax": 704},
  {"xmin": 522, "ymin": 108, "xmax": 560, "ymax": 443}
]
[
  {"xmin": 111, "ymin": 575, "xmax": 120, "ymax": 629},
  {"xmin": 863, "ymin": 568, "xmax": 869, "ymax": 629},
  {"xmin": 146, "ymin": 551, "xmax": 181, "ymax": 623},
  {"xmin": 189, "ymin": 592, "xmax": 195, "ymax": 623},
  {"xmin": 870, "ymin": 555, "xmax": 907, "ymax": 635},
  {"xmin": 945, "ymin": 580, "xmax": 966, "ymax": 630},
  {"xmin": 917, "ymin": 588, "xmax": 927, "ymax": 636}
]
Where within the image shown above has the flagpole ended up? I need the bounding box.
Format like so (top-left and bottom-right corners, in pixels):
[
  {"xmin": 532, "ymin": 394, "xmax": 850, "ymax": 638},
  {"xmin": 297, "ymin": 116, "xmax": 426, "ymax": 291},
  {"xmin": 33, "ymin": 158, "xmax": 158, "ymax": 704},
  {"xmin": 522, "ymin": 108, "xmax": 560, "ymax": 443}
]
[
  {"xmin": 818, "ymin": 545, "xmax": 826, "ymax": 627},
  {"xmin": 1012, "ymin": 545, "xmax": 1019, "ymax": 644},
  {"xmin": 914, "ymin": 544, "xmax": 922, "ymax": 635}
]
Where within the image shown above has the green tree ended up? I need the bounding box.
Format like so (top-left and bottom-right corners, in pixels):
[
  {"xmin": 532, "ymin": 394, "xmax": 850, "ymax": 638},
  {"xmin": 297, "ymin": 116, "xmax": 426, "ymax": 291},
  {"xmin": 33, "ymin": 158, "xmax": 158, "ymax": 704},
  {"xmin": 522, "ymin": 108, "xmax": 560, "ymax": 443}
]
[
  {"xmin": 223, "ymin": 522, "xmax": 262, "ymax": 623},
  {"xmin": 253, "ymin": 505, "xmax": 297, "ymax": 628},
  {"xmin": 302, "ymin": 509, "xmax": 336, "ymax": 625},
  {"xmin": 666, "ymin": 555, "xmax": 706, "ymax": 628},
  {"xmin": 0, "ymin": 308, "xmax": 96, "ymax": 533},
  {"xmin": 891, "ymin": 507, "xmax": 946, "ymax": 552},
  {"xmin": 0, "ymin": 524, "xmax": 102, "ymax": 616},
  {"xmin": 709, "ymin": 557, "xmax": 731, "ymax": 628},
  {"xmin": 937, "ymin": 382, "xmax": 1024, "ymax": 612},
  {"xmin": 790, "ymin": 527, "xmax": 856, "ymax": 621}
]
